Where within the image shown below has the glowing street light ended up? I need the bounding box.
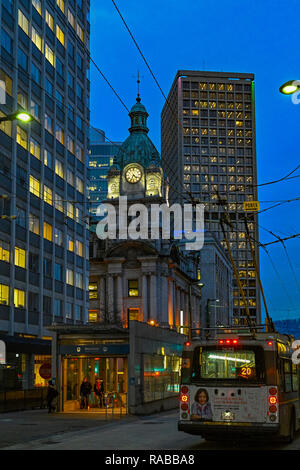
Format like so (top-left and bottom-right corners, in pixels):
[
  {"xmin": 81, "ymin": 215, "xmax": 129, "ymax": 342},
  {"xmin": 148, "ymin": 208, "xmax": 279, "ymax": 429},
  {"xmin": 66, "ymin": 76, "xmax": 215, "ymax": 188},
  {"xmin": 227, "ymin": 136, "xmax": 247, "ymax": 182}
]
[
  {"xmin": 0, "ymin": 110, "xmax": 33, "ymax": 123},
  {"xmin": 279, "ymin": 80, "xmax": 300, "ymax": 95}
]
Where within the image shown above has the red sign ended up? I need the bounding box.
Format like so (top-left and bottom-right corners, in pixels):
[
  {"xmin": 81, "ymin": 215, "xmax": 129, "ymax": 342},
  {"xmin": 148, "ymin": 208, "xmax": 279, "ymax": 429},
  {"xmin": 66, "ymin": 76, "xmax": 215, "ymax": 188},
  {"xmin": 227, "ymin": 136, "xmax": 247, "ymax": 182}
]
[{"xmin": 39, "ymin": 363, "xmax": 51, "ymax": 380}]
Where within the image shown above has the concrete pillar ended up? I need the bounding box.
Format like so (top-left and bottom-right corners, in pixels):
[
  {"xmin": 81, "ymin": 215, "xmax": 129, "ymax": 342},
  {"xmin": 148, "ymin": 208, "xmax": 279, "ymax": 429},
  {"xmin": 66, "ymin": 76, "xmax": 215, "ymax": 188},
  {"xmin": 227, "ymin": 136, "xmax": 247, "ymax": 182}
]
[
  {"xmin": 107, "ymin": 274, "xmax": 114, "ymax": 323},
  {"xmin": 161, "ymin": 272, "xmax": 169, "ymax": 325},
  {"xmin": 142, "ymin": 274, "xmax": 148, "ymax": 322},
  {"xmin": 99, "ymin": 276, "xmax": 106, "ymax": 322},
  {"xmin": 117, "ymin": 275, "xmax": 123, "ymax": 324},
  {"xmin": 150, "ymin": 273, "xmax": 157, "ymax": 321}
]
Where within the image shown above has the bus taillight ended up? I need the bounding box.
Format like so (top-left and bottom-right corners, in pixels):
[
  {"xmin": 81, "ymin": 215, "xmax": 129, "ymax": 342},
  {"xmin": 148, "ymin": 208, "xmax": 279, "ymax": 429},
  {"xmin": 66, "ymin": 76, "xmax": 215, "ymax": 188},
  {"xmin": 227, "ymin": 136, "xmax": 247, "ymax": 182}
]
[
  {"xmin": 181, "ymin": 403, "xmax": 189, "ymax": 411},
  {"xmin": 181, "ymin": 386, "xmax": 189, "ymax": 394},
  {"xmin": 181, "ymin": 394, "xmax": 189, "ymax": 403},
  {"xmin": 268, "ymin": 395, "xmax": 277, "ymax": 405},
  {"xmin": 269, "ymin": 387, "xmax": 277, "ymax": 395},
  {"xmin": 269, "ymin": 405, "xmax": 277, "ymax": 413},
  {"xmin": 217, "ymin": 339, "xmax": 239, "ymax": 346}
]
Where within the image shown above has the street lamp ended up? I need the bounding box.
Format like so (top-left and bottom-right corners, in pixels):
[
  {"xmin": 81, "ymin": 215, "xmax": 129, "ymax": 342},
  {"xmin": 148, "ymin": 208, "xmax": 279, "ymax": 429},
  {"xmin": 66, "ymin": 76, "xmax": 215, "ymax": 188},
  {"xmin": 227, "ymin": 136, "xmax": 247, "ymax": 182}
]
[
  {"xmin": 0, "ymin": 110, "xmax": 32, "ymax": 123},
  {"xmin": 279, "ymin": 80, "xmax": 300, "ymax": 95}
]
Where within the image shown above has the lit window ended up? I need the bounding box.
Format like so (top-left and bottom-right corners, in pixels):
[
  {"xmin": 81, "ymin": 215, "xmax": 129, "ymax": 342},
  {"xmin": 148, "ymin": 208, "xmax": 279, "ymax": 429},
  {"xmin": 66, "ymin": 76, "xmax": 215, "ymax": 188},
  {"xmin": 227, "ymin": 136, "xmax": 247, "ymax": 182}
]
[
  {"xmin": 67, "ymin": 235, "xmax": 74, "ymax": 252},
  {"xmin": 56, "ymin": 25, "xmax": 65, "ymax": 46},
  {"xmin": 89, "ymin": 310, "xmax": 99, "ymax": 322},
  {"xmin": 44, "ymin": 185, "xmax": 53, "ymax": 205},
  {"xmin": 0, "ymin": 111, "xmax": 12, "ymax": 136},
  {"xmin": 76, "ymin": 176, "xmax": 83, "ymax": 193},
  {"xmin": 67, "ymin": 202, "xmax": 74, "ymax": 219},
  {"xmin": 30, "ymin": 138, "xmax": 41, "ymax": 160},
  {"xmin": 45, "ymin": 113, "xmax": 53, "ymax": 133},
  {"xmin": 56, "ymin": 125, "xmax": 64, "ymax": 145},
  {"xmin": 14, "ymin": 289, "xmax": 25, "ymax": 308},
  {"xmin": 29, "ymin": 175, "xmax": 40, "ymax": 198},
  {"xmin": 29, "ymin": 213, "xmax": 39, "ymax": 235},
  {"xmin": 31, "ymin": 27, "xmax": 42, "ymax": 51},
  {"xmin": 76, "ymin": 23, "xmax": 84, "ymax": 42},
  {"xmin": 67, "ymin": 136, "xmax": 75, "ymax": 154},
  {"xmin": 43, "ymin": 222, "xmax": 53, "ymax": 241},
  {"xmin": 32, "ymin": 0, "xmax": 42, "ymax": 15},
  {"xmin": 44, "ymin": 149, "xmax": 52, "ymax": 168},
  {"xmin": 75, "ymin": 240, "xmax": 83, "ymax": 257},
  {"xmin": 45, "ymin": 44, "xmax": 55, "ymax": 66},
  {"xmin": 46, "ymin": 10, "xmax": 54, "ymax": 31},
  {"xmin": 66, "ymin": 269, "xmax": 74, "ymax": 286},
  {"xmin": 55, "ymin": 160, "xmax": 64, "ymax": 179},
  {"xmin": 0, "ymin": 284, "xmax": 9, "ymax": 305},
  {"xmin": 15, "ymin": 246, "xmax": 26, "ymax": 268},
  {"xmin": 0, "ymin": 241, "xmax": 10, "ymax": 263},
  {"xmin": 128, "ymin": 280, "xmax": 139, "ymax": 297},
  {"xmin": 55, "ymin": 193, "xmax": 64, "ymax": 213},
  {"xmin": 18, "ymin": 10, "xmax": 29, "ymax": 35},
  {"xmin": 16, "ymin": 126, "xmax": 27, "ymax": 149},
  {"xmin": 68, "ymin": 9, "xmax": 75, "ymax": 28},
  {"xmin": 89, "ymin": 283, "xmax": 98, "ymax": 300},
  {"xmin": 56, "ymin": 0, "xmax": 65, "ymax": 14}
]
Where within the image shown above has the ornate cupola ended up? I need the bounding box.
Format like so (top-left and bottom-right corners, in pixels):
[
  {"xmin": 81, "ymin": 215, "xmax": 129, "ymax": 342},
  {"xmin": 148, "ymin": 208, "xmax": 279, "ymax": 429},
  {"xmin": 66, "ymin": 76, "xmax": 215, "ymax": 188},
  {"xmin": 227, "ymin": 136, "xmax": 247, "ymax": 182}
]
[{"xmin": 128, "ymin": 94, "xmax": 149, "ymax": 134}]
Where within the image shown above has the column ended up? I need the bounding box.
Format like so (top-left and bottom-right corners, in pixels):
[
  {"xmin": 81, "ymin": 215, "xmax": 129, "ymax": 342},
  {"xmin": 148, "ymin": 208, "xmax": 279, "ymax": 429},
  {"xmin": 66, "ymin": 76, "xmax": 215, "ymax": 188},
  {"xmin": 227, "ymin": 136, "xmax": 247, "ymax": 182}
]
[
  {"xmin": 99, "ymin": 276, "xmax": 106, "ymax": 322},
  {"xmin": 168, "ymin": 279, "xmax": 174, "ymax": 328},
  {"xmin": 116, "ymin": 275, "xmax": 123, "ymax": 325},
  {"xmin": 150, "ymin": 273, "xmax": 157, "ymax": 322},
  {"xmin": 107, "ymin": 274, "xmax": 114, "ymax": 323},
  {"xmin": 161, "ymin": 272, "xmax": 169, "ymax": 325},
  {"xmin": 142, "ymin": 274, "xmax": 148, "ymax": 322}
]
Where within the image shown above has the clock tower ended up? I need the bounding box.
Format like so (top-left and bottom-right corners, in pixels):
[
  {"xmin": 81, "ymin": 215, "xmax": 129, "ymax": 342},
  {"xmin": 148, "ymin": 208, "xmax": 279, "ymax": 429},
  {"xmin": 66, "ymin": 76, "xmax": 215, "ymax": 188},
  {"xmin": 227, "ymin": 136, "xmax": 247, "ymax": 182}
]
[{"xmin": 106, "ymin": 94, "xmax": 168, "ymax": 205}]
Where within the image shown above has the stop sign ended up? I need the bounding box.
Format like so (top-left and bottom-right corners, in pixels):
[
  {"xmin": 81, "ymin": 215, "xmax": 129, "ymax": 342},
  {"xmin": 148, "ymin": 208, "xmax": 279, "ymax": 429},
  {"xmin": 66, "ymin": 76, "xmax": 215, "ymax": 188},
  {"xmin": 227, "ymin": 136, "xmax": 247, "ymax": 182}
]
[{"xmin": 39, "ymin": 363, "xmax": 52, "ymax": 380}]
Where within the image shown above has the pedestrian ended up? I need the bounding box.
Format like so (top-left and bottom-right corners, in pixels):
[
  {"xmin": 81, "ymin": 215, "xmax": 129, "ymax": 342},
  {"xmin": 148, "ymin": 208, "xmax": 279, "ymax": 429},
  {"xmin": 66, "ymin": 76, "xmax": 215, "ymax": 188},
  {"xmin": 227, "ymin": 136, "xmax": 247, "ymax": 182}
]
[
  {"xmin": 80, "ymin": 377, "xmax": 92, "ymax": 409},
  {"xmin": 94, "ymin": 378, "xmax": 104, "ymax": 408},
  {"xmin": 46, "ymin": 380, "xmax": 58, "ymax": 414}
]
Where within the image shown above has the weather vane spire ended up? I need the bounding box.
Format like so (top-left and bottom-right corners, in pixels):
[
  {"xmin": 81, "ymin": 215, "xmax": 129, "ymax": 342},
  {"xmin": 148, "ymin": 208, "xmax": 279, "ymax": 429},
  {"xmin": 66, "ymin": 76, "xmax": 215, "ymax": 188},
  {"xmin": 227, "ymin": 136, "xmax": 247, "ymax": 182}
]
[{"xmin": 137, "ymin": 70, "xmax": 141, "ymax": 102}]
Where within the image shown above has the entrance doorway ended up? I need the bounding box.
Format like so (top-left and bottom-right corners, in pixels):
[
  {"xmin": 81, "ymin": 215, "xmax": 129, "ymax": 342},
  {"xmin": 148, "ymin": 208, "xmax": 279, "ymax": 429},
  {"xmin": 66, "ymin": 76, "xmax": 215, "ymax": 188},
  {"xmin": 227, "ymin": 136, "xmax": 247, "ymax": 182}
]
[{"xmin": 61, "ymin": 356, "xmax": 128, "ymax": 413}]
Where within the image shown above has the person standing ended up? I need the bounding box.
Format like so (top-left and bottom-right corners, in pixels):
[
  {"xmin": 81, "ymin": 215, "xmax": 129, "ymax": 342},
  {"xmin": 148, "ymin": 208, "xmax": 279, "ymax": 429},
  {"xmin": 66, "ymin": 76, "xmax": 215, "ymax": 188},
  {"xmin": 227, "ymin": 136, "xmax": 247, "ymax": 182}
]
[
  {"xmin": 80, "ymin": 377, "xmax": 92, "ymax": 409},
  {"xmin": 46, "ymin": 380, "xmax": 58, "ymax": 414},
  {"xmin": 94, "ymin": 378, "xmax": 104, "ymax": 408}
]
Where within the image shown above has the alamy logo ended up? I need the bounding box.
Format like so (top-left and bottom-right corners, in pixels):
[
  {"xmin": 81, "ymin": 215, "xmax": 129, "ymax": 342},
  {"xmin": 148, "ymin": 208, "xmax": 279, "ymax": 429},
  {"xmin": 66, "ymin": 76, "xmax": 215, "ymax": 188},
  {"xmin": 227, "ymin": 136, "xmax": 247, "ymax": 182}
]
[{"xmin": 95, "ymin": 196, "xmax": 205, "ymax": 251}]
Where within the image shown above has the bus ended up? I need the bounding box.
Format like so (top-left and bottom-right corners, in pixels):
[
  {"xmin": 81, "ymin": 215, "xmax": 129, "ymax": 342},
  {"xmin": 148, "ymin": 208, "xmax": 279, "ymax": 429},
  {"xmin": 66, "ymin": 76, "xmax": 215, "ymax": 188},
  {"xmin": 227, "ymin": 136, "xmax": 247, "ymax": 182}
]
[{"xmin": 178, "ymin": 327, "xmax": 300, "ymax": 442}]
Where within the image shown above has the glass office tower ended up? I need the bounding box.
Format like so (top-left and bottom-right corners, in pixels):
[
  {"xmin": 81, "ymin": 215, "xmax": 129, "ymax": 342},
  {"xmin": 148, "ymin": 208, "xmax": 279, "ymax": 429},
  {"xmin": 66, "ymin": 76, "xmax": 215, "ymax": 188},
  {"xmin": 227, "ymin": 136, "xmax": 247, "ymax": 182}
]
[
  {"xmin": 161, "ymin": 71, "xmax": 260, "ymax": 326},
  {"xmin": 88, "ymin": 127, "xmax": 121, "ymax": 220},
  {"xmin": 0, "ymin": 0, "xmax": 90, "ymax": 388}
]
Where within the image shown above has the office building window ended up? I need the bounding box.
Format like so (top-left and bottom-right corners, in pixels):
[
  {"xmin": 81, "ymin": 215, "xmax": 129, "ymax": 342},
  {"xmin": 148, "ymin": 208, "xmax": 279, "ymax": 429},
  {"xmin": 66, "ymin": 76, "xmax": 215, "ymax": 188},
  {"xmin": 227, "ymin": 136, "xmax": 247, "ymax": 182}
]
[
  {"xmin": 30, "ymin": 175, "xmax": 40, "ymax": 198},
  {"xmin": 31, "ymin": 27, "xmax": 42, "ymax": 51},
  {"xmin": 18, "ymin": 10, "xmax": 29, "ymax": 35},
  {"xmin": 0, "ymin": 284, "xmax": 9, "ymax": 305},
  {"xmin": 29, "ymin": 214, "xmax": 40, "ymax": 235},
  {"xmin": 67, "ymin": 235, "xmax": 74, "ymax": 252},
  {"xmin": 44, "ymin": 149, "xmax": 53, "ymax": 168},
  {"xmin": 46, "ymin": 10, "xmax": 54, "ymax": 31},
  {"xmin": 56, "ymin": 25, "xmax": 65, "ymax": 46},
  {"xmin": 32, "ymin": 0, "xmax": 42, "ymax": 14},
  {"xmin": 66, "ymin": 302, "xmax": 73, "ymax": 319},
  {"xmin": 14, "ymin": 289, "xmax": 25, "ymax": 308},
  {"xmin": 44, "ymin": 185, "xmax": 53, "ymax": 206},
  {"xmin": 54, "ymin": 228, "xmax": 63, "ymax": 246},
  {"xmin": 89, "ymin": 283, "xmax": 98, "ymax": 300},
  {"xmin": 45, "ymin": 44, "xmax": 55, "ymax": 66},
  {"xmin": 15, "ymin": 247, "xmax": 26, "ymax": 268},
  {"xmin": 54, "ymin": 263, "xmax": 62, "ymax": 282},
  {"xmin": 43, "ymin": 222, "xmax": 53, "ymax": 241},
  {"xmin": 0, "ymin": 241, "xmax": 10, "ymax": 263},
  {"xmin": 75, "ymin": 273, "xmax": 83, "ymax": 289},
  {"xmin": 55, "ymin": 160, "xmax": 64, "ymax": 179},
  {"xmin": 16, "ymin": 126, "xmax": 27, "ymax": 149},
  {"xmin": 66, "ymin": 269, "xmax": 74, "ymax": 285},
  {"xmin": 75, "ymin": 240, "xmax": 83, "ymax": 257},
  {"xmin": 128, "ymin": 280, "xmax": 139, "ymax": 297},
  {"xmin": 30, "ymin": 138, "xmax": 41, "ymax": 160},
  {"xmin": 54, "ymin": 299, "xmax": 62, "ymax": 317}
]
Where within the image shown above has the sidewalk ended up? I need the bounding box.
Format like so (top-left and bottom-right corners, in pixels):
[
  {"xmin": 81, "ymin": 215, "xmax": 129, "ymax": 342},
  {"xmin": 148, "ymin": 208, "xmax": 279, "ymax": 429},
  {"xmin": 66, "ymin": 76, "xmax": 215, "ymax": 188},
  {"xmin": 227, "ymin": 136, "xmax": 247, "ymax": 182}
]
[{"xmin": 1, "ymin": 409, "xmax": 202, "ymax": 450}]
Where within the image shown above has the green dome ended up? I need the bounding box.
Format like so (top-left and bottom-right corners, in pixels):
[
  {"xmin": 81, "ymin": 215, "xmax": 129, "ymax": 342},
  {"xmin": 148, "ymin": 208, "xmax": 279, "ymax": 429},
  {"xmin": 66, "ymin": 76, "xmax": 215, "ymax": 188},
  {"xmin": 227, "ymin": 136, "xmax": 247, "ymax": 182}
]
[{"xmin": 116, "ymin": 96, "xmax": 161, "ymax": 169}]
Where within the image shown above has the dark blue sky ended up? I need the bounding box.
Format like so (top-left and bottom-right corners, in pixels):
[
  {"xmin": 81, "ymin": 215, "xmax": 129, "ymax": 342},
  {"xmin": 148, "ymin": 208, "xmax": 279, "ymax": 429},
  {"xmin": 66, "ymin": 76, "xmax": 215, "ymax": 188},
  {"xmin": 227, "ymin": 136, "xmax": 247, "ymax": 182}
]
[{"xmin": 89, "ymin": 0, "xmax": 300, "ymax": 322}]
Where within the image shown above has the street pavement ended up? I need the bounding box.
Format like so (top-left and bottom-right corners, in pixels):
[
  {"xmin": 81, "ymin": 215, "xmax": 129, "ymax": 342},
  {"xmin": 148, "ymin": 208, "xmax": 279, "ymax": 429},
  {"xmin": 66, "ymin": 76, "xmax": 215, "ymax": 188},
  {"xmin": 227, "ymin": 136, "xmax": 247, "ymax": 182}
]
[{"xmin": 0, "ymin": 409, "xmax": 300, "ymax": 450}]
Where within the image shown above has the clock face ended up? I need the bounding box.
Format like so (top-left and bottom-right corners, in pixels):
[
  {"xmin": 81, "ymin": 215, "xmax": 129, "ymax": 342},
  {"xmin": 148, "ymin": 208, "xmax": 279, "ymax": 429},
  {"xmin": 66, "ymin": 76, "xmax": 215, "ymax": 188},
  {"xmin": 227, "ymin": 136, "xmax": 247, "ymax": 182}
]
[{"xmin": 125, "ymin": 167, "xmax": 142, "ymax": 183}]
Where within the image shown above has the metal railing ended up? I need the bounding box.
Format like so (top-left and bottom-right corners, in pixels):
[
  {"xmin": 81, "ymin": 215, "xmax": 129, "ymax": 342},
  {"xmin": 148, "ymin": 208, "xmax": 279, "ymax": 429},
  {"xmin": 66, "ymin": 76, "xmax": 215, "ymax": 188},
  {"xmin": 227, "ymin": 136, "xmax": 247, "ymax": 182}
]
[
  {"xmin": 104, "ymin": 392, "xmax": 128, "ymax": 419},
  {"xmin": 0, "ymin": 388, "xmax": 48, "ymax": 413}
]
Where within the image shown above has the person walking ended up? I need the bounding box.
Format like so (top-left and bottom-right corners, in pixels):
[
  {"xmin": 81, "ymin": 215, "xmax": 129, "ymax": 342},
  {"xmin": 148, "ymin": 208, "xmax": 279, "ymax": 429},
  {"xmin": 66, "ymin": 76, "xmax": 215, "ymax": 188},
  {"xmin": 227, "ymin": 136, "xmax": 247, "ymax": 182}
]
[
  {"xmin": 94, "ymin": 378, "xmax": 104, "ymax": 408},
  {"xmin": 46, "ymin": 380, "xmax": 58, "ymax": 414},
  {"xmin": 80, "ymin": 377, "xmax": 92, "ymax": 409}
]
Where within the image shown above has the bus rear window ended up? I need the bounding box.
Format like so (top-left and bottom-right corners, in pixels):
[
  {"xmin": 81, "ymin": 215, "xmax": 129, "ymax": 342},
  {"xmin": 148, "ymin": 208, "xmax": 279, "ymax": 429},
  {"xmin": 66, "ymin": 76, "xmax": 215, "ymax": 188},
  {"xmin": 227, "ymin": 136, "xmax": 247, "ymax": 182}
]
[{"xmin": 192, "ymin": 347, "xmax": 265, "ymax": 382}]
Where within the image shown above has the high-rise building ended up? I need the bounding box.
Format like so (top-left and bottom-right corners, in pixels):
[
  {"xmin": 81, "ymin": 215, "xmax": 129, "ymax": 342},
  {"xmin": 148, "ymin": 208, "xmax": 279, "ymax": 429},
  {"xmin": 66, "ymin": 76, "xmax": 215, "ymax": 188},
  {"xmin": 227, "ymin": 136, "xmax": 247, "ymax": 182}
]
[
  {"xmin": 0, "ymin": 0, "xmax": 90, "ymax": 389},
  {"xmin": 161, "ymin": 71, "xmax": 260, "ymax": 326},
  {"xmin": 88, "ymin": 127, "xmax": 121, "ymax": 219}
]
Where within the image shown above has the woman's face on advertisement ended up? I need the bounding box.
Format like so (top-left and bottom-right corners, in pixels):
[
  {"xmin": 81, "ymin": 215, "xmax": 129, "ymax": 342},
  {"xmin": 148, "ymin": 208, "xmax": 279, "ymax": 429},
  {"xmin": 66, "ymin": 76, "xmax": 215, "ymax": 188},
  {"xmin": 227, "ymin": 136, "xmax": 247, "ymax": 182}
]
[{"xmin": 198, "ymin": 392, "xmax": 207, "ymax": 405}]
